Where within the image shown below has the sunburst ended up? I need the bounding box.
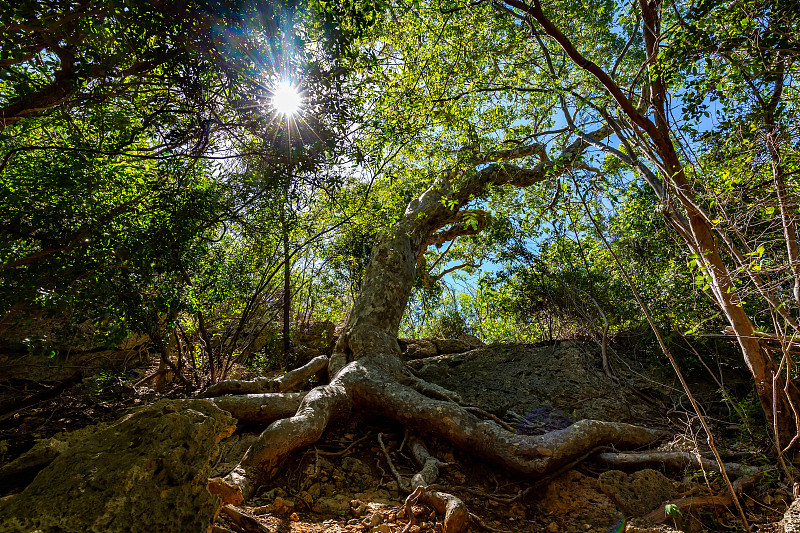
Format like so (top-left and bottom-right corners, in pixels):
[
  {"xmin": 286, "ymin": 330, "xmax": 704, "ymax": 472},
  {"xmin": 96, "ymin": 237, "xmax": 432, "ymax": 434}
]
[{"xmin": 272, "ymin": 80, "xmax": 302, "ymax": 116}]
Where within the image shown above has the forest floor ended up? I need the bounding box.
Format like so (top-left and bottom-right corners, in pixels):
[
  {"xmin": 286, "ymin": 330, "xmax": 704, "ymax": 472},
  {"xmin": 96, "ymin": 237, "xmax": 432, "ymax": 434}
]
[{"xmin": 0, "ymin": 340, "xmax": 792, "ymax": 532}]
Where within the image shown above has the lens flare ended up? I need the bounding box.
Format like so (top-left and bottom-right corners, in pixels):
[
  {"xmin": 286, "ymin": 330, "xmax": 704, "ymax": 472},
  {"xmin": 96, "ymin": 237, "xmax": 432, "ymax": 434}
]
[{"xmin": 272, "ymin": 81, "xmax": 301, "ymax": 116}]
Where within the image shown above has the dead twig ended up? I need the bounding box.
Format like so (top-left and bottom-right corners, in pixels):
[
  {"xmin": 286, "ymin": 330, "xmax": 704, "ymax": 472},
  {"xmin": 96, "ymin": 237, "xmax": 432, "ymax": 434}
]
[
  {"xmin": 642, "ymin": 471, "xmax": 764, "ymax": 524},
  {"xmin": 427, "ymin": 484, "xmax": 518, "ymax": 504},
  {"xmin": 220, "ymin": 505, "xmax": 271, "ymax": 533},
  {"xmin": 313, "ymin": 431, "xmax": 373, "ymax": 456},
  {"xmin": 462, "ymin": 406, "xmax": 515, "ymax": 432},
  {"xmin": 469, "ymin": 512, "xmax": 511, "ymax": 533},
  {"xmin": 379, "ymin": 432, "xmax": 411, "ymax": 492}
]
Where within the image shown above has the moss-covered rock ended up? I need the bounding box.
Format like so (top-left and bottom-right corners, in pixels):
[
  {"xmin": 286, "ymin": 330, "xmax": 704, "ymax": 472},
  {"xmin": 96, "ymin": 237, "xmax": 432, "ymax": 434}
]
[{"xmin": 0, "ymin": 399, "xmax": 235, "ymax": 533}]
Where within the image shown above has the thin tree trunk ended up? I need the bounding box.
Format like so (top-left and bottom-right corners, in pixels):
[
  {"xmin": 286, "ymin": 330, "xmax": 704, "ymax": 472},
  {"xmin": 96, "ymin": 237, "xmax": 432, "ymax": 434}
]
[{"xmin": 505, "ymin": 0, "xmax": 800, "ymax": 450}]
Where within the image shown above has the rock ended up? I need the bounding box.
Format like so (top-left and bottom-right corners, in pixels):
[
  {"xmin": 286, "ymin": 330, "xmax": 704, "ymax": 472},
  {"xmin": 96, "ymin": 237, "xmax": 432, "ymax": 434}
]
[
  {"xmin": 538, "ymin": 470, "xmax": 617, "ymax": 523},
  {"xmin": 516, "ymin": 405, "xmax": 571, "ymax": 435},
  {"xmin": 305, "ymin": 457, "xmax": 334, "ymax": 478},
  {"xmin": 308, "ymin": 482, "xmax": 322, "ymax": 498},
  {"xmin": 373, "ymin": 525, "xmax": 392, "ymax": 533},
  {"xmin": 0, "ymin": 434, "xmax": 70, "ymax": 489},
  {"xmin": 298, "ymin": 490, "xmax": 314, "ymax": 507},
  {"xmin": 353, "ymin": 490, "xmax": 397, "ymax": 506},
  {"xmin": 210, "ymin": 432, "xmax": 259, "ymax": 477},
  {"xmin": 548, "ymin": 522, "xmax": 560, "ymax": 532},
  {"xmin": 265, "ymin": 487, "xmax": 288, "ymax": 501},
  {"xmin": 433, "ymin": 338, "xmax": 470, "ymax": 354},
  {"xmin": 363, "ymin": 513, "xmax": 383, "ymax": 527},
  {"xmin": 317, "ymin": 494, "xmax": 353, "ymax": 516},
  {"xmin": 333, "ymin": 467, "xmax": 346, "ymax": 482},
  {"xmin": 458, "ymin": 334, "xmax": 485, "ymax": 349},
  {"xmin": 351, "ymin": 499, "xmax": 368, "ymax": 517},
  {"xmin": 780, "ymin": 498, "xmax": 800, "ymax": 533},
  {"xmin": 0, "ymin": 399, "xmax": 235, "ymax": 533},
  {"xmin": 408, "ymin": 341, "xmax": 667, "ymax": 424},
  {"xmin": 208, "ymin": 477, "xmax": 244, "ymax": 505},
  {"xmin": 509, "ymin": 502, "xmax": 526, "ymax": 518},
  {"xmin": 293, "ymin": 320, "xmax": 336, "ymax": 365},
  {"xmin": 405, "ymin": 339, "xmax": 438, "ymax": 359},
  {"xmin": 294, "ymin": 320, "xmax": 335, "ymax": 348},
  {"xmin": 598, "ymin": 469, "xmax": 675, "ymax": 517},
  {"xmin": 343, "ymin": 457, "xmax": 371, "ymax": 475},
  {"xmin": 272, "ymin": 496, "xmax": 295, "ymax": 514}
]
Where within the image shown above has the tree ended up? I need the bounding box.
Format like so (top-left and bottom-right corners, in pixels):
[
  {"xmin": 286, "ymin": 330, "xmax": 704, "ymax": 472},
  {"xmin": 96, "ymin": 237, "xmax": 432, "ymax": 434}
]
[
  {"xmin": 491, "ymin": 0, "xmax": 800, "ymax": 451},
  {"xmin": 214, "ymin": 117, "xmax": 664, "ymax": 528},
  {"xmin": 0, "ymin": 0, "xmax": 364, "ymax": 364},
  {"xmin": 5, "ymin": 1, "xmax": 789, "ymax": 529},
  {"xmin": 203, "ymin": 2, "xmax": 797, "ymax": 525}
]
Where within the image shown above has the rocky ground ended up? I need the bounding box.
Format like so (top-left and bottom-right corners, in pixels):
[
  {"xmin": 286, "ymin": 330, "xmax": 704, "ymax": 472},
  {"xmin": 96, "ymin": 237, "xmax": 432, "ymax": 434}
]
[{"xmin": 0, "ymin": 339, "xmax": 792, "ymax": 532}]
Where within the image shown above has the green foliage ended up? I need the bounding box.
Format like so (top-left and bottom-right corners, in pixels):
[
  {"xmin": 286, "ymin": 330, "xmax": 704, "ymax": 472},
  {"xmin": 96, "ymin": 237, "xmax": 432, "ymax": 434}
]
[
  {"xmin": 2, "ymin": 0, "xmax": 799, "ymax": 413},
  {"xmin": 664, "ymin": 503, "xmax": 683, "ymax": 519},
  {"xmin": 0, "ymin": 102, "xmax": 225, "ymax": 342},
  {"xmin": 88, "ymin": 370, "xmax": 134, "ymax": 397}
]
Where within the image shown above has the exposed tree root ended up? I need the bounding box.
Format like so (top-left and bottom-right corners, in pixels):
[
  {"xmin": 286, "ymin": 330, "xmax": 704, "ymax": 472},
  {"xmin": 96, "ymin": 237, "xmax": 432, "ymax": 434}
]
[
  {"xmin": 469, "ymin": 511, "xmax": 511, "ymax": 533},
  {"xmin": 381, "ymin": 433, "xmax": 469, "ymax": 533},
  {"xmin": 348, "ymin": 363, "xmax": 666, "ymax": 475},
  {"xmin": 199, "ymin": 355, "xmax": 328, "ymax": 397},
  {"xmin": 217, "ymin": 360, "xmax": 666, "ymax": 504},
  {"xmin": 598, "ymin": 450, "xmax": 761, "ymax": 479},
  {"xmin": 414, "ymin": 486, "xmax": 469, "ymax": 533},
  {"xmin": 462, "ymin": 406, "xmax": 515, "ymax": 432},
  {"xmin": 408, "ymin": 438, "xmax": 469, "ymax": 533},
  {"xmin": 0, "ymin": 371, "xmax": 83, "ymax": 422},
  {"xmin": 222, "ymin": 377, "xmax": 352, "ymax": 500},
  {"xmin": 379, "ymin": 432, "xmax": 410, "ymax": 491},
  {"xmin": 399, "ymin": 373, "xmax": 462, "ymax": 403},
  {"xmin": 209, "ymin": 392, "xmax": 307, "ymax": 424}
]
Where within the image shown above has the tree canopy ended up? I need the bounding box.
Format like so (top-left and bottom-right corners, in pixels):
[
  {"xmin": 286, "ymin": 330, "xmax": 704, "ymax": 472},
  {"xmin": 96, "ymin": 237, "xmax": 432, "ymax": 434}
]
[{"xmin": 2, "ymin": 0, "xmax": 800, "ymax": 464}]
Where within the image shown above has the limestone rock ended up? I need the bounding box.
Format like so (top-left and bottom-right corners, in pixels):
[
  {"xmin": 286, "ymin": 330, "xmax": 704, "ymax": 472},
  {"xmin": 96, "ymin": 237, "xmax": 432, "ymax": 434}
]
[
  {"xmin": 433, "ymin": 338, "xmax": 470, "ymax": 354},
  {"xmin": 516, "ymin": 406, "xmax": 571, "ymax": 435},
  {"xmin": 597, "ymin": 469, "xmax": 675, "ymax": 517},
  {"xmin": 405, "ymin": 339, "xmax": 438, "ymax": 359},
  {"xmin": 0, "ymin": 399, "xmax": 235, "ymax": 533},
  {"xmin": 538, "ymin": 470, "xmax": 617, "ymax": 523},
  {"xmin": 780, "ymin": 498, "xmax": 800, "ymax": 533},
  {"xmin": 272, "ymin": 496, "xmax": 295, "ymax": 514},
  {"xmin": 409, "ymin": 341, "xmax": 666, "ymax": 424},
  {"xmin": 293, "ymin": 320, "xmax": 336, "ymax": 364},
  {"xmin": 316, "ymin": 494, "xmax": 353, "ymax": 516},
  {"xmin": 458, "ymin": 334, "xmax": 485, "ymax": 349},
  {"xmin": 342, "ymin": 457, "xmax": 371, "ymax": 475}
]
